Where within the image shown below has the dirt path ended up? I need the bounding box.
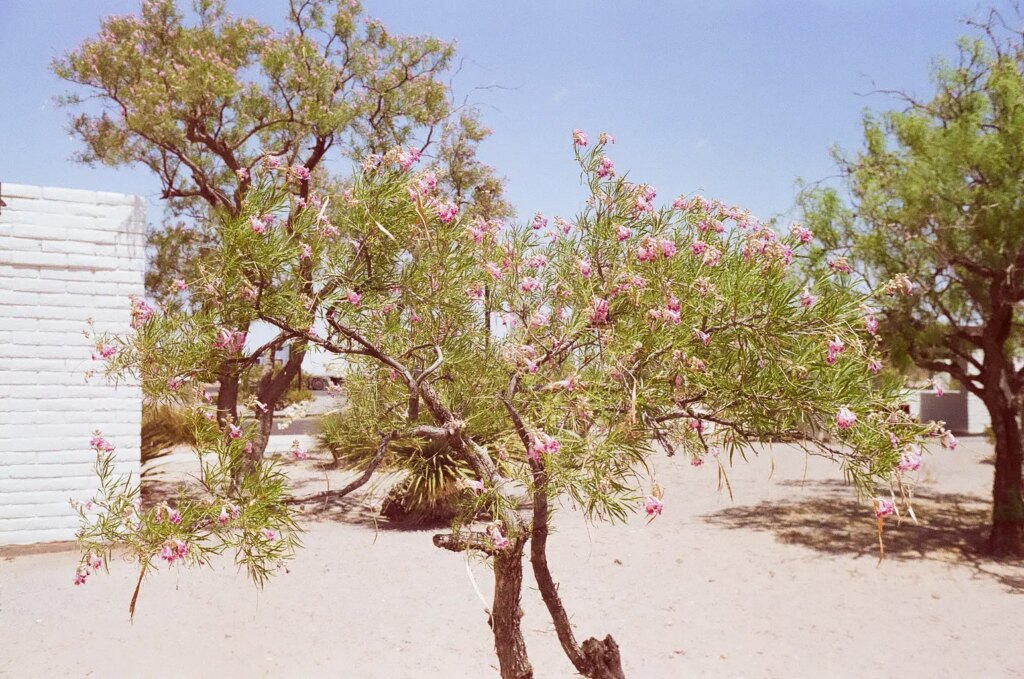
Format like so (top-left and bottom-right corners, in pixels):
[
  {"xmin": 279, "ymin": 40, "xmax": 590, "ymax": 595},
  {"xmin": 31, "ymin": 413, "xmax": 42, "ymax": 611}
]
[{"xmin": 1, "ymin": 437, "xmax": 1021, "ymax": 678}]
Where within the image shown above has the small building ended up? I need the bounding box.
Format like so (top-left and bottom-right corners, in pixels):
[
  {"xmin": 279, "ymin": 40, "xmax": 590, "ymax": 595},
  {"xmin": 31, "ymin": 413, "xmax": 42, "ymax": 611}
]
[{"xmin": 0, "ymin": 183, "xmax": 145, "ymax": 545}]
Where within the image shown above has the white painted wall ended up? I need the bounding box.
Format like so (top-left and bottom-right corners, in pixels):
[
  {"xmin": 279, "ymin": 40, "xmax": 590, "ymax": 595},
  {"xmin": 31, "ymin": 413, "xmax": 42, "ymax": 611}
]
[
  {"xmin": 967, "ymin": 391, "xmax": 991, "ymax": 435},
  {"xmin": 0, "ymin": 183, "xmax": 144, "ymax": 545}
]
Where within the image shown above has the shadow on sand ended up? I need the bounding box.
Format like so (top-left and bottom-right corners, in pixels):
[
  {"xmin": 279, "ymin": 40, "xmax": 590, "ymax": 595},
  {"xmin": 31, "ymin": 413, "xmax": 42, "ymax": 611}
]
[{"xmin": 702, "ymin": 479, "xmax": 1024, "ymax": 593}]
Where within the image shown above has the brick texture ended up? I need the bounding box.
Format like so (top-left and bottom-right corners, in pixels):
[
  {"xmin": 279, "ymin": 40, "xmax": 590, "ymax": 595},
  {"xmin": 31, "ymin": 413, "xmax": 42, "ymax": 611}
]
[{"xmin": 0, "ymin": 183, "xmax": 144, "ymax": 545}]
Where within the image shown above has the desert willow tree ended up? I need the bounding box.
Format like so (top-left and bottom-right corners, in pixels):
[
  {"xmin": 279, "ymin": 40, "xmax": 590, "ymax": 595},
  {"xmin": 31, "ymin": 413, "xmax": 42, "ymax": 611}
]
[
  {"xmin": 56, "ymin": 0, "xmax": 458, "ymax": 459},
  {"xmin": 78, "ymin": 135, "xmax": 940, "ymax": 678},
  {"xmin": 800, "ymin": 13, "xmax": 1024, "ymax": 555}
]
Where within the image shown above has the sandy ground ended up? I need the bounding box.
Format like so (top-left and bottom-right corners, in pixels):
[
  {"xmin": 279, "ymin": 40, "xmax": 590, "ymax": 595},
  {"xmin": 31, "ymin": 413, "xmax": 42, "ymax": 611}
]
[{"xmin": 1, "ymin": 435, "xmax": 1022, "ymax": 679}]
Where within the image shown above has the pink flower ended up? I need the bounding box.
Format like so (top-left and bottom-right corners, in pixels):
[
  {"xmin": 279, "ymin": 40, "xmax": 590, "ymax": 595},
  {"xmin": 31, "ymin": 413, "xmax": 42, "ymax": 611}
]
[
  {"xmin": 644, "ymin": 495, "xmax": 664, "ymax": 517},
  {"xmin": 218, "ymin": 506, "xmax": 230, "ymax": 526},
  {"xmin": 130, "ymin": 297, "xmax": 154, "ymax": 329},
  {"xmin": 615, "ymin": 225, "xmax": 631, "ymax": 241},
  {"xmin": 693, "ymin": 329, "xmax": 711, "ymax": 347},
  {"xmin": 527, "ymin": 433, "xmax": 560, "ymax": 462},
  {"xmin": 89, "ymin": 434, "xmax": 114, "ymax": 453},
  {"xmin": 825, "ymin": 336, "xmax": 845, "ymax": 365},
  {"xmin": 791, "ymin": 224, "xmax": 813, "ymax": 243},
  {"xmin": 691, "ymin": 241, "xmax": 707, "ymax": 256},
  {"xmin": 598, "ymin": 132, "xmax": 615, "ymax": 145},
  {"xmin": 579, "ymin": 259, "xmax": 592, "ymax": 278},
  {"xmin": 228, "ymin": 424, "xmax": 242, "ymax": 439},
  {"xmin": 884, "ymin": 273, "xmax": 915, "ymax": 297},
  {"xmin": 898, "ymin": 448, "xmax": 922, "ymax": 472},
  {"xmin": 865, "ymin": 312, "xmax": 879, "ymax": 336},
  {"xmin": 520, "ymin": 277, "xmax": 540, "ymax": 293},
  {"xmin": 173, "ymin": 279, "xmax": 188, "ymax": 291},
  {"xmin": 97, "ymin": 344, "xmax": 116, "ymax": 359},
  {"xmin": 572, "ymin": 128, "xmax": 588, "ymax": 147},
  {"xmin": 397, "ymin": 146, "xmax": 422, "ymax": 171},
  {"xmin": 835, "ymin": 407, "xmax": 857, "ymax": 430},
  {"xmin": 160, "ymin": 538, "xmax": 188, "ymax": 564},
  {"xmin": 292, "ymin": 165, "xmax": 311, "ymax": 182},
  {"xmin": 942, "ymin": 431, "xmax": 958, "ymax": 451},
  {"xmin": 168, "ymin": 508, "xmax": 182, "ymax": 524},
  {"xmin": 300, "ymin": 243, "xmax": 312, "ymax": 260},
  {"xmin": 691, "ymin": 457, "xmax": 704, "ymax": 467},
  {"xmin": 934, "ymin": 382, "xmax": 944, "ymax": 398},
  {"xmin": 596, "ymin": 156, "xmax": 615, "ymax": 179},
  {"xmin": 262, "ymin": 528, "xmax": 277, "ymax": 542},
  {"xmin": 874, "ymin": 498, "xmax": 895, "ymax": 518},
  {"xmin": 636, "ymin": 244, "xmax": 656, "ymax": 262},
  {"xmin": 488, "ymin": 524, "xmax": 510, "ymax": 550},
  {"xmin": 434, "ymin": 200, "xmax": 458, "ymax": 225},
  {"xmin": 531, "ymin": 213, "xmax": 547, "ymax": 230},
  {"xmin": 657, "ymin": 238, "xmax": 677, "ymax": 259},
  {"xmin": 466, "ymin": 479, "xmax": 485, "ymax": 494},
  {"xmin": 688, "ymin": 418, "xmax": 704, "ymax": 434},
  {"xmin": 799, "ymin": 288, "xmax": 816, "ymax": 308},
  {"xmin": 346, "ymin": 289, "xmax": 362, "ymax": 306},
  {"xmin": 829, "ymin": 257, "xmax": 852, "ymax": 274},
  {"xmin": 290, "ymin": 440, "xmax": 308, "ymax": 461},
  {"xmin": 867, "ymin": 358, "xmax": 883, "ymax": 374},
  {"xmin": 214, "ymin": 328, "xmax": 246, "ymax": 355},
  {"xmin": 250, "ymin": 216, "xmax": 268, "ymax": 234},
  {"xmin": 672, "ymin": 196, "xmax": 690, "ymax": 210},
  {"xmin": 701, "ymin": 245, "xmax": 722, "ymax": 267},
  {"xmin": 589, "ymin": 298, "xmax": 610, "ymax": 325},
  {"xmin": 485, "ymin": 262, "xmax": 503, "ymax": 280},
  {"xmin": 525, "ymin": 254, "xmax": 548, "ymax": 269}
]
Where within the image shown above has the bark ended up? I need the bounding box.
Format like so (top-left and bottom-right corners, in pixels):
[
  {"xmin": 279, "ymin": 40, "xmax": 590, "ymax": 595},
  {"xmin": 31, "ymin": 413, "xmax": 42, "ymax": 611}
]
[
  {"xmin": 987, "ymin": 397, "xmax": 1024, "ymax": 555},
  {"xmin": 491, "ymin": 539, "xmax": 533, "ymax": 679}
]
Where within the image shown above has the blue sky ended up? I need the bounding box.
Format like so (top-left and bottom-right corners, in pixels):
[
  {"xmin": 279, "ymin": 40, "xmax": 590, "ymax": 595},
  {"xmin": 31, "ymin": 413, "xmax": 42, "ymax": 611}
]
[{"xmin": 0, "ymin": 0, "xmax": 1001, "ymax": 227}]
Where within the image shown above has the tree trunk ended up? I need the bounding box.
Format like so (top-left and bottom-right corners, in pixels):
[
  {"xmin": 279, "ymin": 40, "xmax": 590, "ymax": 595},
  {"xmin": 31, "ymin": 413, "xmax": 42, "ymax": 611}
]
[
  {"xmin": 491, "ymin": 540, "xmax": 533, "ymax": 679},
  {"xmin": 988, "ymin": 399, "xmax": 1024, "ymax": 556}
]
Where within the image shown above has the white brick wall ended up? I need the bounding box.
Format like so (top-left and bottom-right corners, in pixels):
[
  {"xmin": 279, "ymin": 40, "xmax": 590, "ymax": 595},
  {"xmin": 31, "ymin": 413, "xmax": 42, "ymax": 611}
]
[{"xmin": 0, "ymin": 183, "xmax": 144, "ymax": 545}]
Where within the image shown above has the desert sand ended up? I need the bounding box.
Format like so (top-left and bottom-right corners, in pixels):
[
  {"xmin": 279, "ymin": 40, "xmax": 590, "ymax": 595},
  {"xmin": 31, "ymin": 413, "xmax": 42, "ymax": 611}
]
[{"xmin": 1, "ymin": 435, "xmax": 1022, "ymax": 678}]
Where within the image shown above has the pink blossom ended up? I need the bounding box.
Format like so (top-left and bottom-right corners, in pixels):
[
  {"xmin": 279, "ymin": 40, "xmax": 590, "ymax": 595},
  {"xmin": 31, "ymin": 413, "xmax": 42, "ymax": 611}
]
[
  {"xmin": 173, "ymin": 278, "xmax": 188, "ymax": 291},
  {"xmin": 942, "ymin": 431, "xmax": 958, "ymax": 451},
  {"xmin": 688, "ymin": 418, "xmax": 704, "ymax": 434},
  {"xmin": 690, "ymin": 241, "xmax": 707, "ymax": 256},
  {"xmin": 826, "ymin": 336, "xmax": 845, "ymax": 365},
  {"xmin": 636, "ymin": 244, "xmax": 656, "ymax": 262},
  {"xmin": 130, "ymin": 297, "xmax": 154, "ymax": 329},
  {"xmin": 228, "ymin": 424, "xmax": 242, "ymax": 440},
  {"xmin": 531, "ymin": 213, "xmax": 547, "ymax": 230},
  {"xmin": 829, "ymin": 257, "xmax": 852, "ymax": 274},
  {"xmin": 615, "ymin": 225, "xmax": 631, "ymax": 241},
  {"xmin": 214, "ymin": 328, "xmax": 246, "ymax": 355},
  {"xmin": 657, "ymin": 238, "xmax": 677, "ymax": 259},
  {"xmin": 791, "ymin": 224, "xmax": 813, "ymax": 243},
  {"xmin": 867, "ymin": 358, "xmax": 883, "ymax": 374},
  {"xmin": 898, "ymin": 448, "xmax": 922, "ymax": 472},
  {"xmin": 89, "ymin": 434, "xmax": 114, "ymax": 453},
  {"xmin": 488, "ymin": 524, "xmax": 510, "ymax": 550},
  {"xmin": 432, "ymin": 200, "xmax": 457, "ymax": 225},
  {"xmin": 589, "ymin": 298, "xmax": 610, "ymax": 325},
  {"xmin": 644, "ymin": 495, "xmax": 664, "ymax": 517},
  {"xmin": 217, "ymin": 506, "xmax": 230, "ymax": 526},
  {"xmin": 292, "ymin": 165, "xmax": 311, "ymax": 182},
  {"xmin": 236, "ymin": 167, "xmax": 249, "ymax": 181},
  {"xmin": 520, "ymin": 277, "xmax": 541, "ymax": 293},
  {"xmin": 934, "ymin": 382, "xmax": 944, "ymax": 398},
  {"xmin": 701, "ymin": 245, "xmax": 722, "ymax": 267},
  {"xmin": 598, "ymin": 132, "xmax": 615, "ymax": 145},
  {"xmin": 397, "ymin": 146, "xmax": 422, "ymax": 171},
  {"xmin": 97, "ymin": 344, "xmax": 116, "ymax": 359},
  {"xmin": 835, "ymin": 407, "xmax": 857, "ymax": 430},
  {"xmin": 693, "ymin": 329, "xmax": 711, "ymax": 347},
  {"xmin": 572, "ymin": 128, "xmax": 588, "ymax": 147},
  {"xmin": 168, "ymin": 508, "xmax": 182, "ymax": 525},
  {"xmin": 672, "ymin": 196, "xmax": 690, "ymax": 210},
  {"xmin": 160, "ymin": 538, "xmax": 188, "ymax": 564},
  {"xmin": 74, "ymin": 566, "xmax": 89, "ymax": 586},
  {"xmin": 691, "ymin": 457, "xmax": 704, "ymax": 467},
  {"xmin": 596, "ymin": 156, "xmax": 615, "ymax": 179},
  {"xmin": 485, "ymin": 262, "xmax": 503, "ymax": 280},
  {"xmin": 874, "ymin": 498, "xmax": 895, "ymax": 518},
  {"xmin": 249, "ymin": 215, "xmax": 268, "ymax": 234},
  {"xmin": 290, "ymin": 440, "xmax": 309, "ymax": 461},
  {"xmin": 527, "ymin": 433, "xmax": 561, "ymax": 462},
  {"xmin": 525, "ymin": 254, "xmax": 548, "ymax": 269},
  {"xmin": 346, "ymin": 289, "xmax": 362, "ymax": 306},
  {"xmin": 262, "ymin": 528, "xmax": 277, "ymax": 542},
  {"xmin": 865, "ymin": 312, "xmax": 879, "ymax": 336},
  {"xmin": 300, "ymin": 243, "xmax": 312, "ymax": 260},
  {"xmin": 799, "ymin": 288, "xmax": 816, "ymax": 308},
  {"xmin": 579, "ymin": 259, "xmax": 593, "ymax": 278}
]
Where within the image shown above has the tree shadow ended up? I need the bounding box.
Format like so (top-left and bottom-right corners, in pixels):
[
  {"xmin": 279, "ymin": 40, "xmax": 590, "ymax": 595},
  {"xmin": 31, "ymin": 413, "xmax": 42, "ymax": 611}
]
[{"xmin": 702, "ymin": 479, "xmax": 1024, "ymax": 594}]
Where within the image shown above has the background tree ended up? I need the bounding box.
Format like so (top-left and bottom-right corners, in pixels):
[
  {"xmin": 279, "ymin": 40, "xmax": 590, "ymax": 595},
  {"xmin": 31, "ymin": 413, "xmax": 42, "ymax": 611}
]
[
  {"xmin": 80, "ymin": 135, "xmax": 938, "ymax": 677},
  {"xmin": 54, "ymin": 0, "xmax": 459, "ymax": 458},
  {"xmin": 800, "ymin": 13, "xmax": 1024, "ymax": 555}
]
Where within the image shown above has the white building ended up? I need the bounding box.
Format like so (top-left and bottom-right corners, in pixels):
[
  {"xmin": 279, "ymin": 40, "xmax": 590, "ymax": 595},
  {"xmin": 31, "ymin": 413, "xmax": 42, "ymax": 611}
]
[{"xmin": 0, "ymin": 183, "xmax": 144, "ymax": 545}]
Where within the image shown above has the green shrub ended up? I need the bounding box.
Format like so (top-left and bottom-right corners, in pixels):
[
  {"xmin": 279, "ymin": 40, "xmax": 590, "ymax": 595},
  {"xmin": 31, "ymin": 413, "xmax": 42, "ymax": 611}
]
[{"xmin": 141, "ymin": 401, "xmax": 195, "ymax": 465}]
